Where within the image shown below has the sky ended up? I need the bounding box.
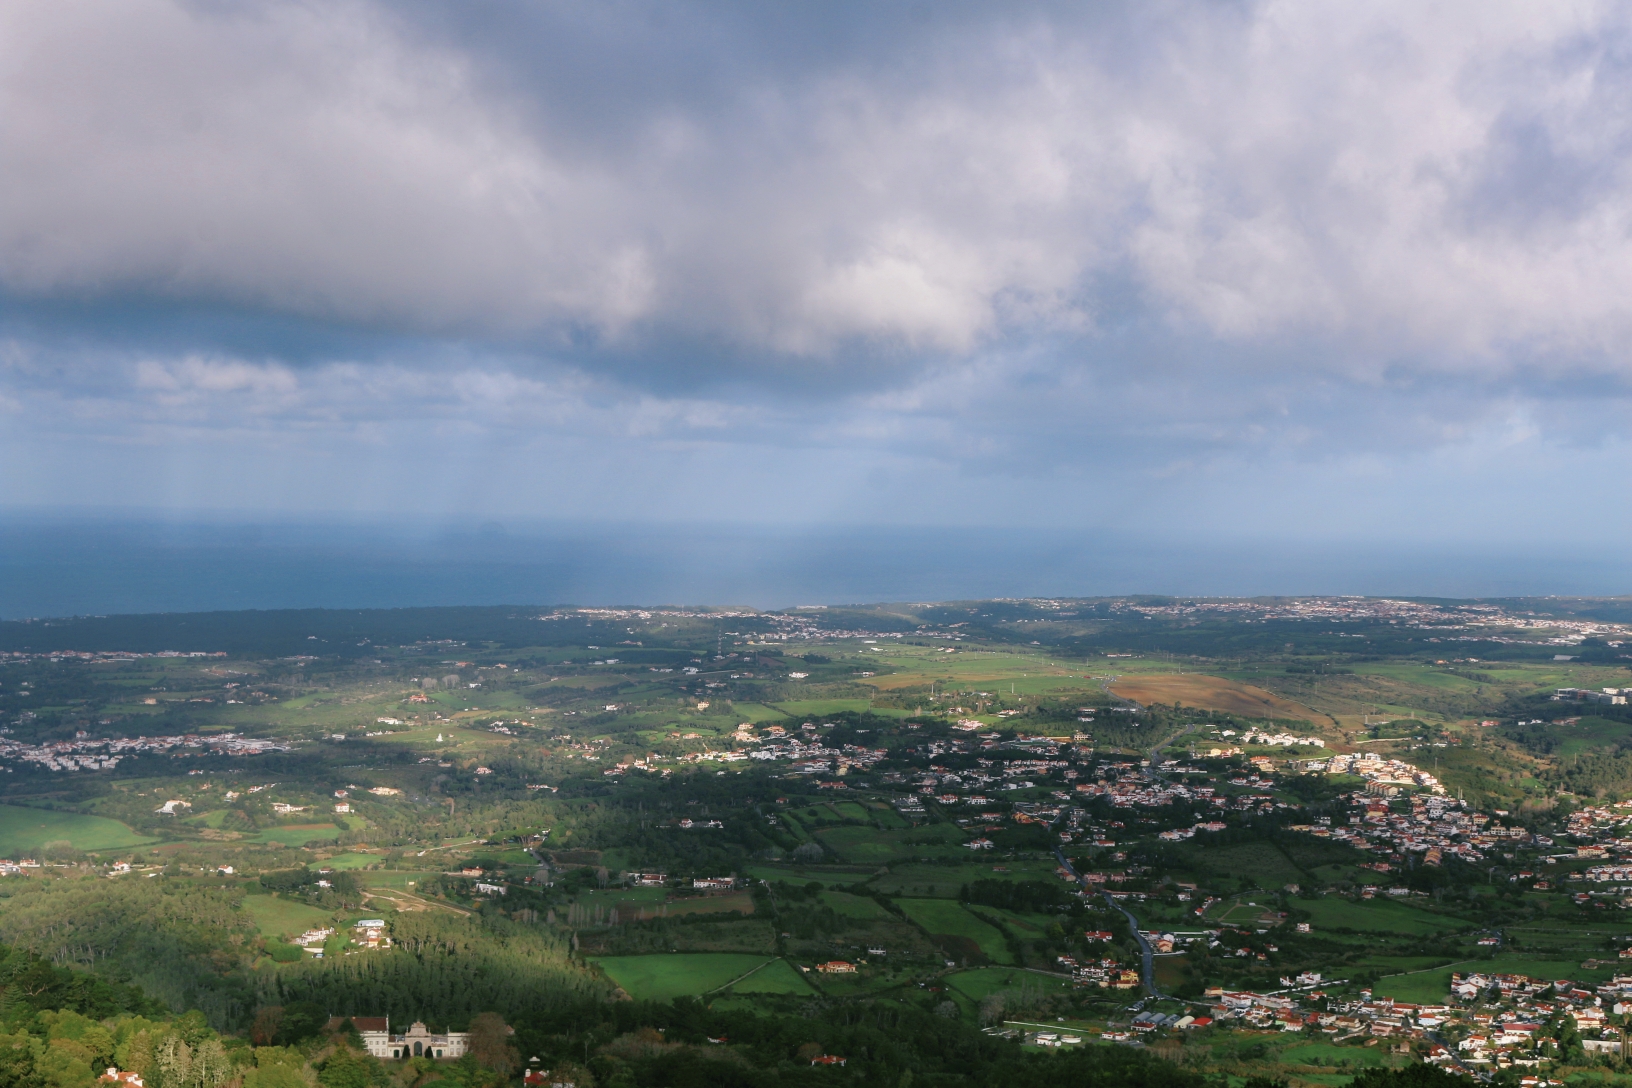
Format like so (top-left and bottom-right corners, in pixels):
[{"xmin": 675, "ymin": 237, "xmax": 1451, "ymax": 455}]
[{"xmin": 3, "ymin": 1, "xmax": 1632, "ymax": 585}]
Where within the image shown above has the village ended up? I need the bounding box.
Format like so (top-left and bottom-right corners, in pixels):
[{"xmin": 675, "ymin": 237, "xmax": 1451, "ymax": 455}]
[{"xmin": 0, "ymin": 730, "xmax": 291, "ymax": 771}]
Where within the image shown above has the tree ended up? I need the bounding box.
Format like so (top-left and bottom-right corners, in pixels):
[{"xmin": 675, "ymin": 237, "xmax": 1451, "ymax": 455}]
[
  {"xmin": 0, "ymin": 1033, "xmax": 42, "ymax": 1088},
  {"xmin": 191, "ymin": 1040, "xmax": 231, "ymax": 1088},
  {"xmin": 317, "ymin": 1047, "xmax": 377, "ymax": 1088},
  {"xmin": 243, "ymin": 1067, "xmax": 308, "ymax": 1088},
  {"xmin": 34, "ymin": 1044, "xmax": 95, "ymax": 1088},
  {"xmin": 465, "ymin": 1014, "xmax": 516, "ymax": 1077},
  {"xmin": 250, "ymin": 1010, "xmax": 284, "ymax": 1049},
  {"xmin": 1349, "ymin": 1066, "xmax": 1471, "ymax": 1088},
  {"xmin": 154, "ymin": 1037, "xmax": 192, "ymax": 1088}
]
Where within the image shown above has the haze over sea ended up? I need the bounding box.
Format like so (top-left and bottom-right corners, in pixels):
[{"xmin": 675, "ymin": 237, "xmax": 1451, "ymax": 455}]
[{"xmin": 1, "ymin": 515, "xmax": 1626, "ymax": 619}]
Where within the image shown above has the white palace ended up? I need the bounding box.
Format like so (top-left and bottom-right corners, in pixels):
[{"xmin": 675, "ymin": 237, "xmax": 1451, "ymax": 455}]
[{"xmin": 351, "ymin": 1018, "xmax": 468, "ymax": 1060}]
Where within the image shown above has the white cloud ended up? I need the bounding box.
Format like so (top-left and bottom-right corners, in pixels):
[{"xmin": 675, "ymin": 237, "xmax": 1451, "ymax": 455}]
[
  {"xmin": 6, "ymin": 0, "xmax": 1632, "ymax": 373},
  {"xmin": 135, "ymin": 356, "xmax": 298, "ymax": 398},
  {"xmin": 6, "ymin": 1, "xmax": 1632, "ymax": 543}
]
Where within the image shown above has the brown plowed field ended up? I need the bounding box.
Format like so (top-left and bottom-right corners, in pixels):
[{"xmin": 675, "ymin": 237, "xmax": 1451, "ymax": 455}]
[{"xmin": 1108, "ymin": 674, "xmax": 1326, "ymax": 723}]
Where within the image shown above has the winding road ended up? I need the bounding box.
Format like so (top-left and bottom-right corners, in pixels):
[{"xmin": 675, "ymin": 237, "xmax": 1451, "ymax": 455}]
[
  {"xmin": 1054, "ymin": 842, "xmax": 1167, "ymax": 999},
  {"xmin": 1053, "ymin": 719, "xmax": 1197, "ymax": 999}
]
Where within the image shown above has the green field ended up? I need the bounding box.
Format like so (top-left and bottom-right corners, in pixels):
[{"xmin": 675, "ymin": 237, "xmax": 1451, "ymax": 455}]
[
  {"xmin": 1371, "ymin": 967, "xmax": 1463, "ymax": 1004},
  {"xmin": 815, "ymin": 824, "xmax": 967, "ymax": 865},
  {"xmin": 966, "ymin": 905, "xmax": 1054, "ymax": 936},
  {"xmin": 730, "ymin": 704, "xmax": 791, "ymax": 722},
  {"xmin": 870, "ymin": 806, "xmax": 911, "ymax": 829},
  {"xmin": 946, "ymin": 966, "xmax": 1071, "ymax": 1002},
  {"xmin": 872, "ymin": 861, "xmax": 1060, "ymax": 898},
  {"xmin": 1298, "ymin": 897, "xmax": 1466, "ymax": 935},
  {"xmin": 592, "ymin": 953, "xmax": 778, "ymax": 1000},
  {"xmin": 1212, "ymin": 899, "xmax": 1285, "ymax": 927},
  {"xmin": 239, "ymin": 894, "xmax": 336, "ymax": 940},
  {"xmin": 249, "ymin": 823, "xmax": 344, "ymax": 845},
  {"xmin": 0, "ymin": 804, "xmax": 159, "ymax": 854},
  {"xmin": 1184, "ymin": 841, "xmax": 1305, "ymax": 888},
  {"xmin": 729, "ymin": 958, "xmax": 816, "ymax": 995},
  {"xmin": 1278, "ymin": 1042, "xmax": 1388, "ymax": 1068},
  {"xmin": 820, "ymin": 891, "xmax": 890, "ymax": 919},
  {"xmin": 1363, "ymin": 955, "xmax": 1457, "ymax": 973},
  {"xmin": 770, "ymin": 700, "xmax": 911, "ymax": 718},
  {"xmin": 358, "ymin": 870, "xmax": 440, "ymax": 888},
  {"xmin": 897, "ymin": 898, "xmax": 1013, "ymax": 963},
  {"xmin": 322, "ymin": 853, "xmax": 379, "ymax": 869}
]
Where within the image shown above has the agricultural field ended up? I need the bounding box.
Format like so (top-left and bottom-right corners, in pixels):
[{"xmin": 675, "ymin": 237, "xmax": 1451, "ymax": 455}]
[
  {"xmin": 871, "ymin": 861, "xmax": 1062, "ymax": 898},
  {"xmin": 728, "ymin": 958, "xmax": 816, "ymax": 995},
  {"xmin": 814, "ymin": 824, "xmax": 969, "ymax": 864},
  {"xmin": 591, "ymin": 953, "xmax": 781, "ymax": 1001},
  {"xmin": 0, "ymin": 804, "xmax": 158, "ymax": 854},
  {"xmin": 1296, "ymin": 897, "xmax": 1466, "ymax": 935},
  {"xmin": 355, "ymin": 870, "xmax": 441, "ymax": 889},
  {"xmin": 247, "ymin": 823, "xmax": 343, "ymax": 845},
  {"xmin": 1108, "ymin": 674, "xmax": 1326, "ymax": 724},
  {"xmin": 1183, "ymin": 842, "xmax": 1307, "ymax": 889},
  {"xmin": 945, "ymin": 966, "xmax": 1074, "ymax": 1003},
  {"xmin": 1208, "ymin": 898, "xmax": 1287, "ymax": 928},
  {"xmin": 239, "ymin": 893, "xmax": 339, "ymax": 940},
  {"xmin": 819, "ymin": 891, "xmax": 890, "ymax": 919},
  {"xmin": 896, "ymin": 899, "xmax": 1013, "ymax": 964},
  {"xmin": 321, "ymin": 852, "xmax": 380, "ymax": 869},
  {"xmin": 1277, "ymin": 1042, "xmax": 1390, "ymax": 1068}
]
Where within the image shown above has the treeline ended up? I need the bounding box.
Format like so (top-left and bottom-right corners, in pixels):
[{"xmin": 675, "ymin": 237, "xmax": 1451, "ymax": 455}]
[
  {"xmin": 0, "ymin": 938, "xmax": 523, "ymax": 1088},
  {"xmin": 513, "ymin": 991, "xmax": 1208, "ymax": 1088},
  {"xmin": 259, "ymin": 870, "xmax": 365, "ymax": 911},
  {"xmin": 258, "ymin": 912, "xmax": 608, "ymax": 1030},
  {"xmin": 0, "ymin": 878, "xmax": 259, "ymax": 1028},
  {"xmin": 0, "ymin": 878, "xmax": 607, "ymax": 1034}
]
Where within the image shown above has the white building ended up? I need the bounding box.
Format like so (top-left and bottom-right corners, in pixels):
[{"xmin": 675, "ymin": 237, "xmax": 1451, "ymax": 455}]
[{"xmin": 353, "ymin": 1018, "xmax": 468, "ymax": 1060}]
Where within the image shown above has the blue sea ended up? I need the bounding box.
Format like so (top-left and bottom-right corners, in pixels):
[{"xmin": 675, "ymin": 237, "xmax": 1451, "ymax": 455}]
[{"xmin": 0, "ymin": 514, "xmax": 1627, "ymax": 617}]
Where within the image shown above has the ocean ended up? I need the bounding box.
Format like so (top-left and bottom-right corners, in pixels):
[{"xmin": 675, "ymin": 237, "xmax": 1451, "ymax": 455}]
[{"xmin": 0, "ymin": 514, "xmax": 1627, "ymax": 618}]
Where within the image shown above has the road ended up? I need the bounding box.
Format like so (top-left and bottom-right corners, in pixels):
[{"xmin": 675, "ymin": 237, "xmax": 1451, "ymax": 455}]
[
  {"xmin": 1103, "ymin": 890, "xmax": 1165, "ymax": 999},
  {"xmin": 1052, "ymin": 718, "xmax": 1197, "ymax": 1000},
  {"xmin": 1146, "ymin": 721, "xmax": 1198, "ymax": 771},
  {"xmin": 1425, "ymin": 1028, "xmax": 1491, "ymax": 1082},
  {"xmin": 1057, "ymin": 718, "xmax": 1193, "ymax": 1002},
  {"xmin": 1054, "ymin": 842, "xmax": 1166, "ymax": 1000}
]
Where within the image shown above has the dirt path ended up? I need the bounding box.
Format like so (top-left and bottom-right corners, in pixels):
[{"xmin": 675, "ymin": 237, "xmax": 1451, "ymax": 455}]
[{"xmin": 366, "ymin": 887, "xmax": 472, "ymax": 916}]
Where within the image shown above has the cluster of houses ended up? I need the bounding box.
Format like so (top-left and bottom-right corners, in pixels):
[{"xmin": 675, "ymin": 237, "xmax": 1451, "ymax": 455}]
[
  {"xmin": 744, "ymin": 731, "xmax": 891, "ymax": 780},
  {"xmin": 0, "ymin": 730, "xmax": 289, "ymax": 772},
  {"xmin": 1289, "ymin": 791, "xmax": 1528, "ymax": 871},
  {"xmin": 1232, "ymin": 728, "xmax": 1326, "ymax": 748},
  {"xmin": 0, "ymin": 649, "xmax": 226, "ymax": 663},
  {"xmin": 1073, "ymin": 770, "xmax": 1288, "ymax": 816},
  {"xmin": 1156, "ymin": 821, "xmax": 1230, "ymax": 842},
  {"xmin": 288, "ymin": 919, "xmax": 390, "ymax": 956},
  {"xmin": 1314, "ymin": 751, "xmax": 1446, "ymax": 794},
  {"xmin": 1427, "ymin": 972, "xmax": 1632, "ymax": 1068},
  {"xmin": 1055, "ymin": 953, "xmax": 1142, "ymax": 988},
  {"xmin": 1093, "ymin": 972, "xmax": 1632, "ymax": 1070},
  {"xmin": 1554, "ymin": 688, "xmax": 1631, "ymax": 707}
]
